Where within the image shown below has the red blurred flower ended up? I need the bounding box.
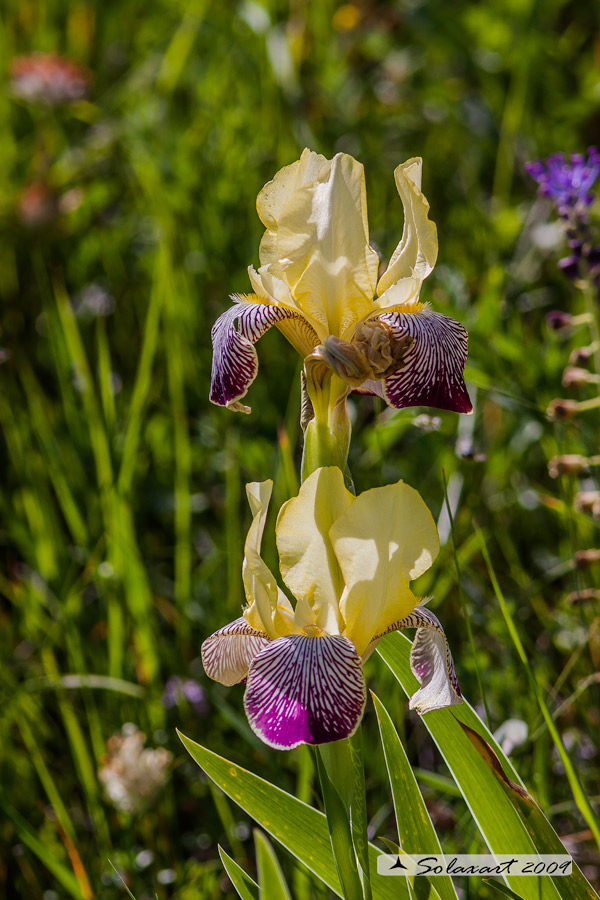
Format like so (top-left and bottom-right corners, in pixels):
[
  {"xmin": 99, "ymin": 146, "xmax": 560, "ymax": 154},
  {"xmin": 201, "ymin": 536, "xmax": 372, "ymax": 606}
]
[
  {"xmin": 10, "ymin": 53, "xmax": 90, "ymax": 105},
  {"xmin": 17, "ymin": 180, "xmax": 58, "ymax": 227}
]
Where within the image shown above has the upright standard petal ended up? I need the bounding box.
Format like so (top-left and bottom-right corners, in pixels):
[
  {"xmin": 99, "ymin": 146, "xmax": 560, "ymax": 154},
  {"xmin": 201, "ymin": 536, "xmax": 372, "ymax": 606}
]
[
  {"xmin": 368, "ymin": 308, "xmax": 472, "ymax": 413},
  {"xmin": 257, "ymin": 149, "xmax": 328, "ymax": 234},
  {"xmin": 242, "ymin": 481, "xmax": 294, "ymax": 638},
  {"xmin": 202, "ymin": 618, "xmax": 270, "ymax": 686},
  {"xmin": 376, "ymin": 606, "xmax": 463, "ymax": 713},
  {"xmin": 376, "ymin": 158, "xmax": 438, "ymax": 297},
  {"xmin": 270, "ymin": 153, "xmax": 379, "ymax": 340},
  {"xmin": 244, "ymin": 634, "xmax": 366, "ymax": 749},
  {"xmin": 210, "ymin": 295, "xmax": 312, "ymax": 413},
  {"xmin": 276, "ymin": 467, "xmax": 354, "ymax": 635},
  {"xmin": 331, "ymin": 480, "xmax": 439, "ymax": 656}
]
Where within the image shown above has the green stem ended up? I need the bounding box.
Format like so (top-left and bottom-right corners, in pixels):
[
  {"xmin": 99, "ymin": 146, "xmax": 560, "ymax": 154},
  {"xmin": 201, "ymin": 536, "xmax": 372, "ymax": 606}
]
[
  {"xmin": 583, "ymin": 285, "xmax": 600, "ymax": 381},
  {"xmin": 316, "ymin": 736, "xmax": 369, "ymax": 900},
  {"xmin": 301, "ymin": 371, "xmax": 352, "ymax": 482}
]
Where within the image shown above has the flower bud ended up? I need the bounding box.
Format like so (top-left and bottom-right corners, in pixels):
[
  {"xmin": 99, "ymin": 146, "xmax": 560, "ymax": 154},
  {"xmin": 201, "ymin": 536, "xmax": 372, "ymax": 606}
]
[
  {"xmin": 562, "ymin": 366, "xmax": 593, "ymax": 389},
  {"xmin": 558, "ymin": 256, "xmax": 580, "ymax": 280},
  {"xmin": 565, "ymin": 588, "xmax": 600, "ymax": 604},
  {"xmin": 586, "ymin": 246, "xmax": 600, "ymax": 267},
  {"xmin": 574, "ymin": 490, "xmax": 600, "ymax": 512},
  {"xmin": 569, "ymin": 345, "xmax": 594, "ymax": 366},
  {"xmin": 548, "ymin": 454, "xmax": 588, "ymax": 478},
  {"xmin": 575, "ymin": 549, "xmax": 600, "ymax": 570},
  {"xmin": 546, "ymin": 310, "xmax": 572, "ymax": 331},
  {"xmin": 547, "ymin": 398, "xmax": 579, "ymax": 420}
]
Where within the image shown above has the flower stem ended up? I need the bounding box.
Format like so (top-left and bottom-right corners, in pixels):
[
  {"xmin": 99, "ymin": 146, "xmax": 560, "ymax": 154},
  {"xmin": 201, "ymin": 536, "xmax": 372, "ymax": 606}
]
[
  {"xmin": 301, "ymin": 369, "xmax": 353, "ymax": 484},
  {"xmin": 316, "ymin": 733, "xmax": 371, "ymax": 900},
  {"xmin": 583, "ymin": 285, "xmax": 600, "ymax": 382}
]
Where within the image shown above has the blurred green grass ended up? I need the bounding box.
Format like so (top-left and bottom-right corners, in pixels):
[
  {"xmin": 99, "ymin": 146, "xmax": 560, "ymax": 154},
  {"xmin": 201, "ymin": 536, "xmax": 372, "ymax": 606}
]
[{"xmin": 1, "ymin": 0, "xmax": 600, "ymax": 896}]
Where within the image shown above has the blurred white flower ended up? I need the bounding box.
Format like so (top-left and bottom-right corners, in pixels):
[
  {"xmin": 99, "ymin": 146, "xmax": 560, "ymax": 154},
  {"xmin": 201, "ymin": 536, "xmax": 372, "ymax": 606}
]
[
  {"xmin": 98, "ymin": 725, "xmax": 172, "ymax": 813},
  {"xmin": 493, "ymin": 718, "xmax": 528, "ymax": 756}
]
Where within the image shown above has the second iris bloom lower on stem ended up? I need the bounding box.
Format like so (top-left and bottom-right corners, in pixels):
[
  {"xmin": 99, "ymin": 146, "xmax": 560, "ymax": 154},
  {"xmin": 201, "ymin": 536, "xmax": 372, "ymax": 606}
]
[{"xmin": 202, "ymin": 466, "xmax": 462, "ymax": 750}]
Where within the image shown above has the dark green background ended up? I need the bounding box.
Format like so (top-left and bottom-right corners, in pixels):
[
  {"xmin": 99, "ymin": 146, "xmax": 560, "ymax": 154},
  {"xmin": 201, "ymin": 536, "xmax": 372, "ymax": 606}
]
[{"xmin": 1, "ymin": 0, "xmax": 599, "ymax": 896}]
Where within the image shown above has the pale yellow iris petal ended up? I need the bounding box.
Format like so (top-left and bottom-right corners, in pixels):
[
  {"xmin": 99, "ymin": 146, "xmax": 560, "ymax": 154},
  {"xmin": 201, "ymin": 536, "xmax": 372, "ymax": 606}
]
[
  {"xmin": 257, "ymin": 150, "xmax": 328, "ymax": 287},
  {"xmin": 375, "ymin": 158, "xmax": 438, "ymax": 300},
  {"xmin": 330, "ymin": 480, "xmax": 439, "ymax": 655},
  {"xmin": 270, "ymin": 153, "xmax": 379, "ymax": 340},
  {"xmin": 247, "ymin": 264, "xmax": 296, "ymax": 307},
  {"xmin": 276, "ymin": 466, "xmax": 354, "ymax": 635},
  {"xmin": 247, "ymin": 265, "xmax": 321, "ymax": 355},
  {"xmin": 242, "ymin": 480, "xmax": 294, "ymax": 638},
  {"xmin": 257, "ymin": 148, "xmax": 328, "ymax": 236}
]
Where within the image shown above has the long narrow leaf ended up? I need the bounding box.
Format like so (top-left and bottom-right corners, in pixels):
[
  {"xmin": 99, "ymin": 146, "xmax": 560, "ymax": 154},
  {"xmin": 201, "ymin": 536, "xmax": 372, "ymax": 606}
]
[
  {"xmin": 179, "ymin": 731, "xmax": 407, "ymax": 900},
  {"xmin": 372, "ymin": 693, "xmax": 459, "ymax": 900},
  {"xmin": 255, "ymin": 830, "xmax": 293, "ymax": 900},
  {"xmin": 477, "ymin": 524, "xmax": 600, "ymax": 850},
  {"xmin": 378, "ymin": 633, "xmax": 597, "ymax": 900},
  {"xmin": 218, "ymin": 847, "xmax": 259, "ymax": 900},
  {"xmin": 316, "ymin": 748, "xmax": 364, "ymax": 900},
  {"xmin": 0, "ymin": 793, "xmax": 82, "ymax": 899}
]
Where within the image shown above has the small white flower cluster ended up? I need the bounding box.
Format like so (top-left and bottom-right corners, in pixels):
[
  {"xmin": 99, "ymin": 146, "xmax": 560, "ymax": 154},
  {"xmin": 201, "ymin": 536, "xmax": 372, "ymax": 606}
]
[{"xmin": 98, "ymin": 724, "xmax": 172, "ymax": 814}]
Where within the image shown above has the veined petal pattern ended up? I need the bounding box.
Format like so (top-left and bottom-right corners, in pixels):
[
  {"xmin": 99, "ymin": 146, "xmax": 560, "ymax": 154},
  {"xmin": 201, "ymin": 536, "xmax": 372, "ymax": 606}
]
[
  {"xmin": 376, "ymin": 606, "xmax": 463, "ymax": 713},
  {"xmin": 375, "ymin": 308, "xmax": 472, "ymax": 413},
  {"xmin": 244, "ymin": 634, "xmax": 366, "ymax": 749},
  {"xmin": 210, "ymin": 296, "xmax": 310, "ymax": 413},
  {"xmin": 201, "ymin": 618, "xmax": 269, "ymax": 687}
]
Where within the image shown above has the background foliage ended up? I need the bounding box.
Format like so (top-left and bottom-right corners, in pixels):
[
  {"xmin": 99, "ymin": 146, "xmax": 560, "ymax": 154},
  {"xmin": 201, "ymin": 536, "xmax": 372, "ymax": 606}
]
[{"xmin": 1, "ymin": 0, "xmax": 600, "ymax": 896}]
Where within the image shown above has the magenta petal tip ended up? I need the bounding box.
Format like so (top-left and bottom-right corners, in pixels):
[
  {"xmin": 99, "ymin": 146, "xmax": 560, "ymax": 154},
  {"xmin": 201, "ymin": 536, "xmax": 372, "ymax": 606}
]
[{"xmin": 244, "ymin": 634, "xmax": 367, "ymax": 750}]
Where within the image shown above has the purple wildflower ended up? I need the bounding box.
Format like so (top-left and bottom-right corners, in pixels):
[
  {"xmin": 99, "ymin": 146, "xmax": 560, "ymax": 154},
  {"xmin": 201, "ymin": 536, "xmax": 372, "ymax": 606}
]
[
  {"xmin": 546, "ymin": 310, "xmax": 572, "ymax": 331},
  {"xmin": 162, "ymin": 677, "xmax": 207, "ymax": 715},
  {"xmin": 525, "ymin": 149, "xmax": 600, "ymax": 219}
]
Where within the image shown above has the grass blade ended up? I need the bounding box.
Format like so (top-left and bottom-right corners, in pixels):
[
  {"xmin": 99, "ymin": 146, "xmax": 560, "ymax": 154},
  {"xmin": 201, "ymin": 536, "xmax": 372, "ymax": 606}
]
[
  {"xmin": 377, "ymin": 632, "xmax": 597, "ymax": 900},
  {"xmin": 372, "ymin": 692, "xmax": 459, "ymax": 900},
  {"xmin": 476, "ymin": 523, "xmax": 600, "ymax": 851},
  {"xmin": 218, "ymin": 846, "xmax": 259, "ymax": 900},
  {"xmin": 255, "ymin": 830, "xmax": 293, "ymax": 900},
  {"xmin": 315, "ymin": 747, "xmax": 364, "ymax": 900}
]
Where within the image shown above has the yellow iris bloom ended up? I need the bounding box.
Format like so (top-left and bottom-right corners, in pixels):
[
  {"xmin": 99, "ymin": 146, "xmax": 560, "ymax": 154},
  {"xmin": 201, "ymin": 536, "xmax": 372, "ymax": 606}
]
[
  {"xmin": 210, "ymin": 150, "xmax": 471, "ymax": 430},
  {"xmin": 202, "ymin": 467, "xmax": 462, "ymax": 749}
]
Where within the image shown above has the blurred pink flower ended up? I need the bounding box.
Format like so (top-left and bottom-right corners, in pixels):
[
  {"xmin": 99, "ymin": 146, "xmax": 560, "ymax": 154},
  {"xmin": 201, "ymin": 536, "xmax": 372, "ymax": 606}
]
[
  {"xmin": 17, "ymin": 180, "xmax": 58, "ymax": 228},
  {"xmin": 10, "ymin": 53, "xmax": 90, "ymax": 105}
]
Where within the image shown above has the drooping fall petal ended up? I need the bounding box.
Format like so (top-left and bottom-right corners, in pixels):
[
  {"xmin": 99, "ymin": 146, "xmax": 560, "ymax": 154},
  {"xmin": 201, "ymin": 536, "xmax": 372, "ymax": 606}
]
[
  {"xmin": 201, "ymin": 618, "xmax": 270, "ymax": 686},
  {"xmin": 376, "ymin": 606, "xmax": 463, "ymax": 713},
  {"xmin": 331, "ymin": 480, "xmax": 439, "ymax": 656},
  {"xmin": 276, "ymin": 467, "xmax": 354, "ymax": 634},
  {"xmin": 210, "ymin": 296, "xmax": 313, "ymax": 413},
  {"xmin": 362, "ymin": 308, "xmax": 472, "ymax": 413},
  {"xmin": 244, "ymin": 634, "xmax": 366, "ymax": 749}
]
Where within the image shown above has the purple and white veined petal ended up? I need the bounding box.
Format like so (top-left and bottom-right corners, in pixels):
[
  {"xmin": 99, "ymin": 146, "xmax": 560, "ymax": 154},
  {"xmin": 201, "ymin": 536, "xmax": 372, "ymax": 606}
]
[
  {"xmin": 375, "ymin": 606, "xmax": 462, "ymax": 713},
  {"xmin": 201, "ymin": 617, "xmax": 269, "ymax": 687},
  {"xmin": 210, "ymin": 295, "xmax": 309, "ymax": 413},
  {"xmin": 371, "ymin": 308, "xmax": 472, "ymax": 413},
  {"xmin": 244, "ymin": 634, "xmax": 366, "ymax": 750}
]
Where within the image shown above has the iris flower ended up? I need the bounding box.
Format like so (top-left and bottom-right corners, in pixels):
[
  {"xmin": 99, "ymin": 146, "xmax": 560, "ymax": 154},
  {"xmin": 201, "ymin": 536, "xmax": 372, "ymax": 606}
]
[
  {"xmin": 202, "ymin": 467, "xmax": 462, "ymax": 750},
  {"xmin": 210, "ymin": 149, "xmax": 471, "ymax": 418}
]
